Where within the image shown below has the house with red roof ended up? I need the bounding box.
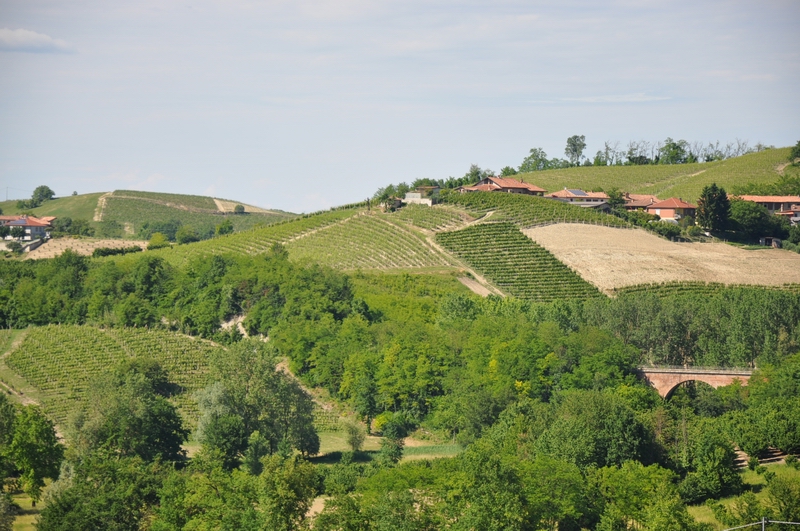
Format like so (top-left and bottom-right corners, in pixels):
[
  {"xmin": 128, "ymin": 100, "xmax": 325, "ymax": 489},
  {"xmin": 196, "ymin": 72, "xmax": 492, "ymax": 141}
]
[
  {"xmin": 544, "ymin": 188, "xmax": 610, "ymax": 210},
  {"xmin": 646, "ymin": 198, "xmax": 696, "ymax": 221},
  {"xmin": 458, "ymin": 177, "xmax": 546, "ymax": 196},
  {"xmin": 1, "ymin": 215, "xmax": 54, "ymax": 241},
  {"xmin": 622, "ymin": 193, "xmax": 659, "ymax": 211},
  {"xmin": 733, "ymin": 195, "xmax": 800, "ymax": 219}
]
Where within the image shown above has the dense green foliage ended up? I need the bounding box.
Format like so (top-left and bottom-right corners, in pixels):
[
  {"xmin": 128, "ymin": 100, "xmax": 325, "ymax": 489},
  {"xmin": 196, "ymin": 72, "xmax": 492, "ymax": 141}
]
[{"xmin": 696, "ymin": 183, "xmax": 731, "ymax": 231}]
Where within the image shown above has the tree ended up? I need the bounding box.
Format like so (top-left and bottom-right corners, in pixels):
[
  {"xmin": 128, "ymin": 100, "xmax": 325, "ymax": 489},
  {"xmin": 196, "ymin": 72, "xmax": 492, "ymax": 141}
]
[
  {"xmin": 32, "ymin": 185, "xmax": 56, "ymax": 204},
  {"xmin": 0, "ymin": 394, "xmax": 16, "ymax": 479},
  {"xmin": 69, "ymin": 360, "xmax": 188, "ymax": 463},
  {"xmin": 696, "ymin": 183, "xmax": 730, "ymax": 231},
  {"xmin": 215, "ymin": 218, "xmax": 234, "ymax": 236},
  {"xmin": 234, "ymin": 204, "xmax": 245, "ymax": 214},
  {"xmin": 565, "ymin": 135, "xmax": 587, "ymax": 166},
  {"xmin": 9, "ymin": 227, "xmax": 24, "ymax": 239},
  {"xmin": 147, "ymin": 232, "xmax": 171, "ymax": 250},
  {"xmin": 607, "ymin": 188, "xmax": 625, "ymax": 210},
  {"xmin": 730, "ymin": 199, "xmax": 772, "ymax": 238},
  {"xmin": 790, "ymin": 140, "xmax": 800, "ymax": 163},
  {"xmin": 519, "ymin": 148, "xmax": 550, "ymax": 172},
  {"xmin": 344, "ymin": 421, "xmax": 366, "ymax": 452},
  {"xmin": 8, "ymin": 406, "xmax": 64, "ymax": 505},
  {"xmin": 658, "ymin": 138, "xmax": 689, "ymax": 164},
  {"xmin": 175, "ymin": 225, "xmax": 199, "ymax": 244}
]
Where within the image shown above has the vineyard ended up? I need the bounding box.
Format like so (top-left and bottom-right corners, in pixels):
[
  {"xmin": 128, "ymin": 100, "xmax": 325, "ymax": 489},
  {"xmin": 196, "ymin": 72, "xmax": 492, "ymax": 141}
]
[
  {"xmin": 102, "ymin": 196, "xmax": 293, "ymax": 237},
  {"xmin": 113, "ymin": 190, "xmax": 220, "ymax": 211},
  {"xmin": 151, "ymin": 208, "xmax": 361, "ymax": 266},
  {"xmin": 439, "ymin": 192, "xmax": 629, "ymax": 229},
  {"xmin": 436, "ymin": 222, "xmax": 600, "ymax": 302},
  {"xmin": 515, "ymin": 147, "xmax": 792, "ymax": 203},
  {"xmin": 384, "ymin": 204, "xmax": 473, "ymax": 231},
  {"xmin": 286, "ymin": 213, "xmax": 456, "ymax": 271},
  {"xmin": 612, "ymin": 281, "xmax": 800, "ymax": 298},
  {"xmin": 5, "ymin": 325, "xmax": 222, "ymax": 424}
]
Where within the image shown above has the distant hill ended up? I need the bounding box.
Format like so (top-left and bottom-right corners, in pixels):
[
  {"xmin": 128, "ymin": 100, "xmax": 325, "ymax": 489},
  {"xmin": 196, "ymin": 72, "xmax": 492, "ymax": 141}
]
[
  {"xmin": 513, "ymin": 147, "xmax": 794, "ymax": 202},
  {"xmin": 0, "ymin": 189, "xmax": 297, "ymax": 239}
]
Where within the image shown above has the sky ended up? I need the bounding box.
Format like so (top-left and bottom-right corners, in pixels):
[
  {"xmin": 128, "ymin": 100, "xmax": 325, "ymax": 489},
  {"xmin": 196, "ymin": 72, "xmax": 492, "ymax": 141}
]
[{"xmin": 1, "ymin": 0, "xmax": 798, "ymax": 213}]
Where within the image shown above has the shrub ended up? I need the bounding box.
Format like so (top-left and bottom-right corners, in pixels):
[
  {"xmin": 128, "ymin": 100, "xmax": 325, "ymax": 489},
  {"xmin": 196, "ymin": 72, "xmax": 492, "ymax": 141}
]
[
  {"xmin": 344, "ymin": 421, "xmax": 366, "ymax": 452},
  {"xmin": 92, "ymin": 246, "xmax": 143, "ymax": 258},
  {"xmin": 147, "ymin": 233, "xmax": 171, "ymax": 250},
  {"xmin": 234, "ymin": 204, "xmax": 245, "ymax": 214}
]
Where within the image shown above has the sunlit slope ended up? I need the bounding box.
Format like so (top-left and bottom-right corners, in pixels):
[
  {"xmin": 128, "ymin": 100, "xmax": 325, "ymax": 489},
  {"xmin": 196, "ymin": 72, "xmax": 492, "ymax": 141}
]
[
  {"xmin": 516, "ymin": 147, "xmax": 792, "ymax": 201},
  {"xmin": 436, "ymin": 222, "xmax": 601, "ymax": 301},
  {"xmin": 5, "ymin": 325, "xmax": 219, "ymax": 424},
  {"xmin": 0, "ymin": 192, "xmax": 104, "ymax": 220},
  {"xmin": 286, "ymin": 212, "xmax": 456, "ymax": 271}
]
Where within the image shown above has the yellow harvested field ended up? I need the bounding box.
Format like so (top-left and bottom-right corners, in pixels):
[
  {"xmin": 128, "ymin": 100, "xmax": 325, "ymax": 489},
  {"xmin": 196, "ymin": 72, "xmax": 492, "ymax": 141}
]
[
  {"xmin": 524, "ymin": 224, "xmax": 800, "ymax": 292},
  {"xmin": 25, "ymin": 238, "xmax": 147, "ymax": 260}
]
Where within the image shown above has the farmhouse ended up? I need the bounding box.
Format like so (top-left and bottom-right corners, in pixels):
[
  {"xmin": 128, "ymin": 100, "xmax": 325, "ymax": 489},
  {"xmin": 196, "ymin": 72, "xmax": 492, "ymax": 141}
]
[
  {"xmin": 458, "ymin": 177, "xmax": 546, "ymax": 196},
  {"xmin": 646, "ymin": 198, "xmax": 696, "ymax": 221},
  {"xmin": 1, "ymin": 215, "xmax": 55, "ymax": 241},
  {"xmin": 545, "ymin": 188, "xmax": 610, "ymax": 210},
  {"xmin": 734, "ymin": 195, "xmax": 800, "ymax": 220},
  {"xmin": 404, "ymin": 186, "xmax": 440, "ymax": 206},
  {"xmin": 622, "ymin": 193, "xmax": 659, "ymax": 211}
]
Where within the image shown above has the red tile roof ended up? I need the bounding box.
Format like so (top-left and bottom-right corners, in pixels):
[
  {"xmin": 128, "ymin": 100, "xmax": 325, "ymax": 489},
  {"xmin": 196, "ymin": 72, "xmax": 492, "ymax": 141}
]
[
  {"xmin": 546, "ymin": 188, "xmax": 609, "ymax": 199},
  {"xmin": 649, "ymin": 198, "xmax": 696, "ymax": 209},
  {"xmin": 461, "ymin": 177, "xmax": 546, "ymax": 193},
  {"xmin": 735, "ymin": 195, "xmax": 800, "ymax": 203}
]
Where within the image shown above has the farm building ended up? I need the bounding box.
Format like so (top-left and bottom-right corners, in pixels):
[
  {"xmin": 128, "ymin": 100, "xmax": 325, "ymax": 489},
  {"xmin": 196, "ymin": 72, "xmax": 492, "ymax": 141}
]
[
  {"xmin": 458, "ymin": 177, "xmax": 546, "ymax": 196},
  {"xmin": 646, "ymin": 198, "xmax": 696, "ymax": 221},
  {"xmin": 1, "ymin": 215, "xmax": 55, "ymax": 241},
  {"xmin": 545, "ymin": 188, "xmax": 610, "ymax": 210},
  {"xmin": 404, "ymin": 186, "xmax": 440, "ymax": 206},
  {"xmin": 734, "ymin": 195, "xmax": 800, "ymax": 221},
  {"xmin": 622, "ymin": 193, "xmax": 659, "ymax": 211}
]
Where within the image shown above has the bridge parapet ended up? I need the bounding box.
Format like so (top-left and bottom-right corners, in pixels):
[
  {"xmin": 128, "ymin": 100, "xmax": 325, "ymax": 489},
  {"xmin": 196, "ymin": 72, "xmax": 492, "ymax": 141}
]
[{"xmin": 636, "ymin": 366, "xmax": 754, "ymax": 398}]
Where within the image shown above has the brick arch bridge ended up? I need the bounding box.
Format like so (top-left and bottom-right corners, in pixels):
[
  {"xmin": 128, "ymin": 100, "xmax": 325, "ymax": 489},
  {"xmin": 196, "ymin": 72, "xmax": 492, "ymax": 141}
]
[{"xmin": 636, "ymin": 367, "xmax": 753, "ymax": 398}]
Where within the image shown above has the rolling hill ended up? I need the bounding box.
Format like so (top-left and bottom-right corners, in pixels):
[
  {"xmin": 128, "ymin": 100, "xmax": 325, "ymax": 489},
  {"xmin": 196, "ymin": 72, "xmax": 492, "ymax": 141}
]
[{"xmin": 513, "ymin": 147, "xmax": 795, "ymax": 202}]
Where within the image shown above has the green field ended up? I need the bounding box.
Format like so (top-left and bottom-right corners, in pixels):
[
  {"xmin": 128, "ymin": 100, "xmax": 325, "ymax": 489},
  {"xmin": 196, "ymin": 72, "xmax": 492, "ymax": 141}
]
[
  {"xmin": 112, "ymin": 190, "xmax": 220, "ymax": 210},
  {"xmin": 436, "ymin": 222, "xmax": 601, "ymax": 301},
  {"xmin": 5, "ymin": 325, "xmax": 222, "ymax": 425},
  {"xmin": 516, "ymin": 147, "xmax": 793, "ymax": 202},
  {"xmin": 384, "ymin": 204, "xmax": 473, "ymax": 231},
  {"xmin": 0, "ymin": 192, "xmax": 104, "ymax": 220}
]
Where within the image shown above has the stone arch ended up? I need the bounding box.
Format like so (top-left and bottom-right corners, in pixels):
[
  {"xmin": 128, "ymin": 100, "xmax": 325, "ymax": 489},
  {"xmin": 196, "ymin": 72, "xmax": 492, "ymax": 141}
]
[{"xmin": 636, "ymin": 368, "xmax": 752, "ymax": 398}]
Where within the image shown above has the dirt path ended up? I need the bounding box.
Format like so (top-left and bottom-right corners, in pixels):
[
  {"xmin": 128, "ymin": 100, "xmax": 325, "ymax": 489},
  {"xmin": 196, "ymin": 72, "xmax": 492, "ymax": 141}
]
[
  {"xmin": 93, "ymin": 192, "xmax": 113, "ymax": 221},
  {"xmin": 525, "ymin": 224, "xmax": 800, "ymax": 292},
  {"xmin": 776, "ymin": 162, "xmax": 791, "ymax": 176}
]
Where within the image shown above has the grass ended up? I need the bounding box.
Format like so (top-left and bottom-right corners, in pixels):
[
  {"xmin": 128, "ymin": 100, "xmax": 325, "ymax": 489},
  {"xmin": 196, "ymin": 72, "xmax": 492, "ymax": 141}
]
[
  {"xmin": 315, "ymin": 431, "xmax": 463, "ymax": 463},
  {"xmin": 0, "ymin": 193, "xmax": 104, "ymax": 221},
  {"xmin": 687, "ymin": 464, "xmax": 800, "ymax": 529},
  {"xmin": 113, "ymin": 190, "xmax": 218, "ymax": 210},
  {"xmin": 385, "ymin": 204, "xmax": 472, "ymax": 231},
  {"xmin": 11, "ymin": 490, "xmax": 41, "ymax": 531},
  {"xmin": 436, "ymin": 222, "xmax": 601, "ymax": 302},
  {"xmin": 515, "ymin": 147, "xmax": 792, "ymax": 203}
]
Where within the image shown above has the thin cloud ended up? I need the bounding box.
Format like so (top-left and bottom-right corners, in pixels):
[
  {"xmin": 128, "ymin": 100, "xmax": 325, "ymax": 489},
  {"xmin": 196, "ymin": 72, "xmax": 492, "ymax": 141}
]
[
  {"xmin": 0, "ymin": 28, "xmax": 75, "ymax": 53},
  {"xmin": 562, "ymin": 93, "xmax": 671, "ymax": 103}
]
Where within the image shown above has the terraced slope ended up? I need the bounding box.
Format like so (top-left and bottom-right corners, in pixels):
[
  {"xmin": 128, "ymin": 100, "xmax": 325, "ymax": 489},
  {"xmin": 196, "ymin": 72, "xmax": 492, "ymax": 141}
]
[
  {"xmin": 6, "ymin": 325, "xmax": 220, "ymax": 424},
  {"xmin": 436, "ymin": 222, "xmax": 600, "ymax": 302},
  {"xmin": 516, "ymin": 147, "xmax": 792, "ymax": 202},
  {"xmin": 384, "ymin": 204, "xmax": 473, "ymax": 231},
  {"xmin": 440, "ymin": 191, "xmax": 629, "ymax": 229},
  {"xmin": 149, "ymin": 209, "xmax": 361, "ymax": 266},
  {"xmin": 287, "ymin": 213, "xmax": 455, "ymax": 271}
]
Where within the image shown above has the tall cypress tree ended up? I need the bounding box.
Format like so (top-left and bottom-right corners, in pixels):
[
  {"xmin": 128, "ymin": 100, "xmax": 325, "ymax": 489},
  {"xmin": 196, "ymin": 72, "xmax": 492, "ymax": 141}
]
[{"xmin": 696, "ymin": 183, "xmax": 730, "ymax": 231}]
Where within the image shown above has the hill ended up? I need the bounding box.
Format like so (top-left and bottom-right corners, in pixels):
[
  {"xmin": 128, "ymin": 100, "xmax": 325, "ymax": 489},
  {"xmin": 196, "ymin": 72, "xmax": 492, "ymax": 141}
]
[
  {"xmin": 0, "ymin": 189, "xmax": 297, "ymax": 239},
  {"xmin": 525, "ymin": 224, "xmax": 800, "ymax": 292},
  {"xmin": 3, "ymin": 325, "xmax": 221, "ymax": 425},
  {"xmin": 514, "ymin": 147, "xmax": 794, "ymax": 202}
]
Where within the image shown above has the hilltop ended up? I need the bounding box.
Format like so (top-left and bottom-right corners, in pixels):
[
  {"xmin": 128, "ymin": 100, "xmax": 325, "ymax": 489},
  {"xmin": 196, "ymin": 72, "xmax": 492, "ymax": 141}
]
[
  {"xmin": 0, "ymin": 189, "xmax": 297, "ymax": 239},
  {"xmin": 514, "ymin": 147, "xmax": 795, "ymax": 202}
]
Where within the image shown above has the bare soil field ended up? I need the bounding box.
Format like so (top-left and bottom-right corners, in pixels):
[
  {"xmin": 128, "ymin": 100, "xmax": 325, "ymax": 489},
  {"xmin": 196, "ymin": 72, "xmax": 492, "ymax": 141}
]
[
  {"xmin": 25, "ymin": 238, "xmax": 147, "ymax": 260},
  {"xmin": 524, "ymin": 224, "xmax": 800, "ymax": 292},
  {"xmin": 213, "ymin": 198, "xmax": 280, "ymax": 214}
]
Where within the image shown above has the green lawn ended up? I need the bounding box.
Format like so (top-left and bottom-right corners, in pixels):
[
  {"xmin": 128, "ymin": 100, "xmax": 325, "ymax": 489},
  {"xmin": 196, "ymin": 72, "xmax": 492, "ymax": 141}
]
[{"xmin": 0, "ymin": 193, "xmax": 104, "ymax": 220}]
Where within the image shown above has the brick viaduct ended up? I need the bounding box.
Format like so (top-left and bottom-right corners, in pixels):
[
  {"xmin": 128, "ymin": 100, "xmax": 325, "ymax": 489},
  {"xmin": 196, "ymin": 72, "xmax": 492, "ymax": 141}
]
[{"xmin": 636, "ymin": 367, "xmax": 753, "ymax": 398}]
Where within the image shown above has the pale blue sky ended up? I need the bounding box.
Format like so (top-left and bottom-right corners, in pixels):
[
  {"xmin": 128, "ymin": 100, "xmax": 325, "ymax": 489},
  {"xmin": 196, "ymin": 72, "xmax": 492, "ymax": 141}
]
[{"xmin": 1, "ymin": 0, "xmax": 798, "ymax": 212}]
